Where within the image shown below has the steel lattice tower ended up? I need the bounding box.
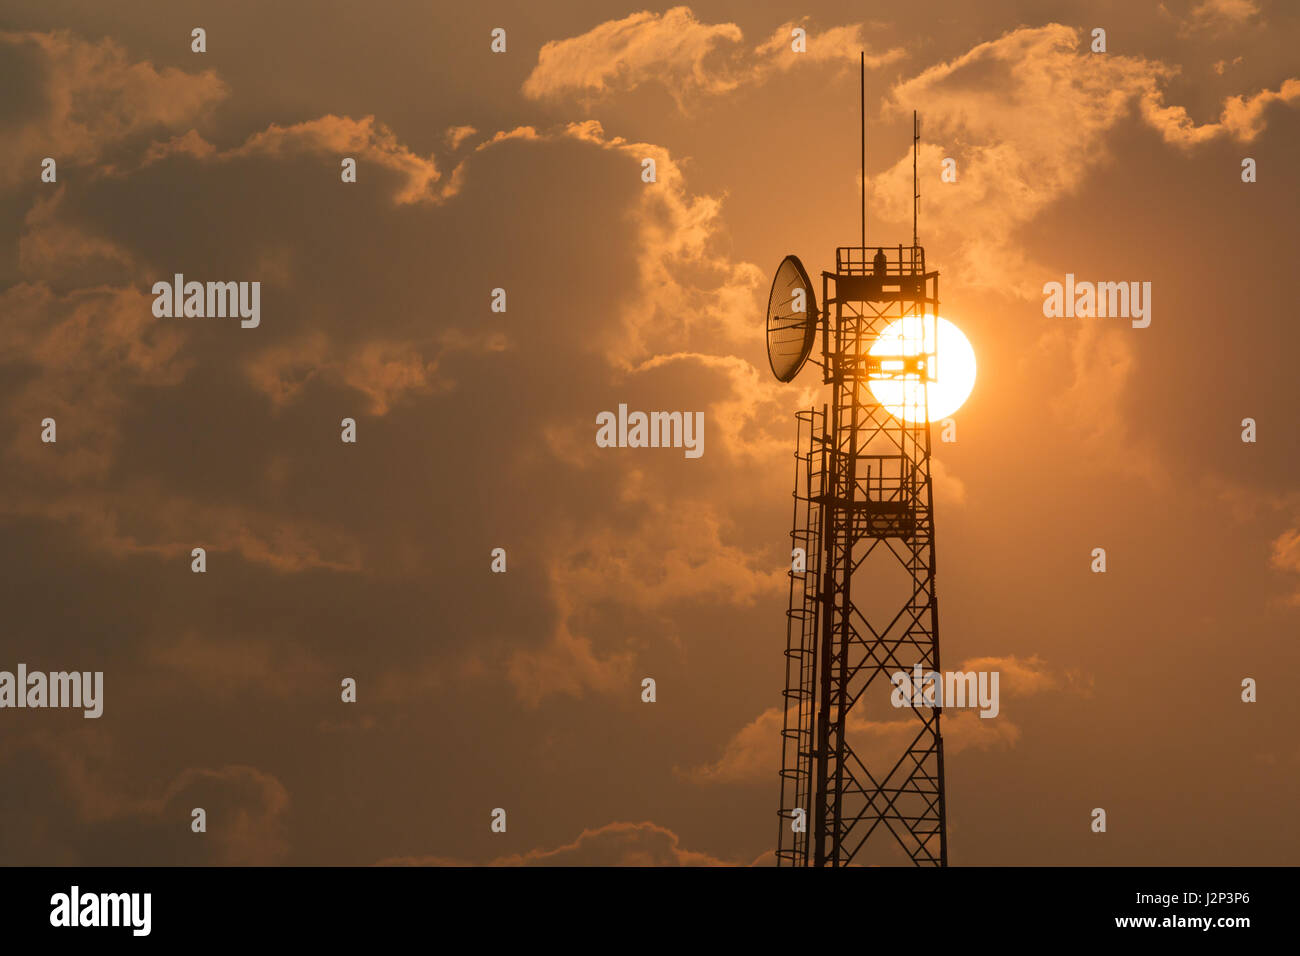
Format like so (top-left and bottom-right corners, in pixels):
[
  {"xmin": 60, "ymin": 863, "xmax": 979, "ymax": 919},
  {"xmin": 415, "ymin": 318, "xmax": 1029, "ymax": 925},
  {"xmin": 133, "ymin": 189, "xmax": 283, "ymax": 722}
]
[{"xmin": 772, "ymin": 100, "xmax": 948, "ymax": 866}]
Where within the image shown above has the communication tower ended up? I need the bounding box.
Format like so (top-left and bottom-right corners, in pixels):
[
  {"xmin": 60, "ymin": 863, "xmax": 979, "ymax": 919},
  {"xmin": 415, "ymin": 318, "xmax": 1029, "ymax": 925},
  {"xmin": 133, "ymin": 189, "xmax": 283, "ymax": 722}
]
[{"xmin": 769, "ymin": 58, "xmax": 947, "ymax": 867}]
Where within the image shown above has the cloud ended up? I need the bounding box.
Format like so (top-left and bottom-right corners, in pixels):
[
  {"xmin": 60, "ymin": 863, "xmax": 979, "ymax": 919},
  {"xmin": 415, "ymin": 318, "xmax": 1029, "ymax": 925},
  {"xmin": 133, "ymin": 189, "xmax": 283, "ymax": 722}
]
[
  {"xmin": 1025, "ymin": 321, "xmax": 1162, "ymax": 485},
  {"xmin": 524, "ymin": 7, "xmax": 743, "ymax": 104},
  {"xmin": 136, "ymin": 113, "xmax": 464, "ymax": 205},
  {"xmin": 859, "ymin": 23, "xmax": 1296, "ymax": 486},
  {"xmin": 0, "ymin": 30, "xmax": 227, "ymax": 188},
  {"xmin": 932, "ymin": 457, "xmax": 966, "ymax": 506},
  {"xmin": 145, "ymin": 631, "xmax": 327, "ymax": 698},
  {"xmin": 1270, "ymin": 527, "xmax": 1300, "ymax": 572},
  {"xmin": 626, "ymin": 352, "xmax": 792, "ymax": 461},
  {"xmin": 226, "ymin": 114, "xmax": 449, "ymax": 205},
  {"xmin": 681, "ymin": 705, "xmax": 783, "ymax": 784},
  {"xmin": 508, "ymin": 486, "xmax": 786, "ymax": 706},
  {"xmin": 4, "ymin": 487, "xmax": 363, "ymax": 572},
  {"xmin": 444, "ymin": 124, "xmax": 477, "ymax": 149},
  {"xmin": 155, "ymin": 765, "xmax": 291, "ymax": 864},
  {"xmin": 1212, "ymin": 56, "xmax": 1245, "ymax": 76},
  {"xmin": 684, "ymin": 655, "xmax": 1084, "ymax": 784},
  {"xmin": 0, "ymin": 37, "xmax": 491, "ymax": 572},
  {"xmin": 2, "ymin": 2, "xmax": 1291, "ymax": 871},
  {"xmin": 957, "ymin": 654, "xmax": 1093, "ymax": 698},
  {"xmin": 0, "ymin": 283, "xmax": 364, "ymax": 572},
  {"xmin": 4, "ymin": 38, "xmax": 783, "ymax": 621},
  {"xmin": 0, "ymin": 278, "xmax": 361, "ymax": 571},
  {"xmin": 560, "ymin": 119, "xmax": 765, "ymax": 363},
  {"xmin": 0, "ymin": 729, "xmax": 291, "ymax": 865},
  {"xmin": 1143, "ymin": 78, "xmax": 1300, "ymax": 147},
  {"xmin": 522, "ymin": 7, "xmax": 902, "ymax": 109},
  {"xmin": 133, "ymin": 112, "xmax": 463, "ymax": 204},
  {"xmin": 754, "ymin": 19, "xmax": 905, "ymax": 71},
  {"xmin": 505, "ymin": 616, "xmax": 634, "ymax": 708},
  {"xmin": 0, "ymin": 281, "xmax": 188, "ymax": 482},
  {"xmin": 553, "ymin": 496, "xmax": 784, "ymax": 611},
  {"xmin": 1269, "ymin": 526, "xmax": 1300, "ymax": 604},
  {"xmin": 682, "ymin": 704, "xmax": 1023, "ymax": 786},
  {"xmin": 141, "ymin": 128, "xmax": 216, "ymax": 165},
  {"xmin": 868, "ymin": 24, "xmax": 1299, "ymax": 294},
  {"xmin": 1180, "ymin": 0, "xmax": 1261, "ymax": 34},
  {"xmin": 474, "ymin": 125, "xmax": 541, "ymax": 149},
  {"xmin": 17, "ymin": 190, "xmax": 136, "ymax": 282},
  {"xmin": 242, "ymin": 329, "xmax": 508, "ymax": 415},
  {"xmin": 380, "ymin": 820, "xmax": 732, "ymax": 866}
]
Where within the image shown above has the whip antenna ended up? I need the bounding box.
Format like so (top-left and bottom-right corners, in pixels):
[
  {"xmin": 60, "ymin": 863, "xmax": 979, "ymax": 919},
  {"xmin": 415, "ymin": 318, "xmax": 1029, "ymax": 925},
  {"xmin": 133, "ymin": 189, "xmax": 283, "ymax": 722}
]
[
  {"xmin": 913, "ymin": 110, "xmax": 920, "ymax": 248},
  {"xmin": 860, "ymin": 51, "xmax": 866, "ymax": 248}
]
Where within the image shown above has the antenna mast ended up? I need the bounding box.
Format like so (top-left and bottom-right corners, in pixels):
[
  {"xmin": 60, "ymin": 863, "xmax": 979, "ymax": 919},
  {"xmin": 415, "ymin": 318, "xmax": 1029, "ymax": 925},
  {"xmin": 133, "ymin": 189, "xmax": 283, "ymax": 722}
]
[
  {"xmin": 912, "ymin": 110, "xmax": 919, "ymax": 248},
  {"xmin": 860, "ymin": 51, "xmax": 866, "ymax": 248}
]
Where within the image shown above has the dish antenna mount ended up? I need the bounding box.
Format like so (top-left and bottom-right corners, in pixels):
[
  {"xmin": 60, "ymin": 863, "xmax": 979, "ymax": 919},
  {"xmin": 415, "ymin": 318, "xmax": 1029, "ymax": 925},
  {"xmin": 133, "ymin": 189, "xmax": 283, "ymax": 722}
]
[{"xmin": 765, "ymin": 254, "xmax": 819, "ymax": 382}]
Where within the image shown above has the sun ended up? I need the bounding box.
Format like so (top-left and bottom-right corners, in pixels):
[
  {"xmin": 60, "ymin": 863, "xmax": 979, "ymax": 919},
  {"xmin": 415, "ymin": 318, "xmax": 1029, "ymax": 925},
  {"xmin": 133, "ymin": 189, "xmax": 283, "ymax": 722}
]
[{"xmin": 866, "ymin": 315, "xmax": 976, "ymax": 422}]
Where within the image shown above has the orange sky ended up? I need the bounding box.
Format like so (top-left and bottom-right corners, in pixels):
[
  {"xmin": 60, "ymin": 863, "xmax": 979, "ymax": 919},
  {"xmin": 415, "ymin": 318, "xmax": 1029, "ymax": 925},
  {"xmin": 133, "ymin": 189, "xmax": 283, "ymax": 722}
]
[{"xmin": 0, "ymin": 0, "xmax": 1297, "ymax": 865}]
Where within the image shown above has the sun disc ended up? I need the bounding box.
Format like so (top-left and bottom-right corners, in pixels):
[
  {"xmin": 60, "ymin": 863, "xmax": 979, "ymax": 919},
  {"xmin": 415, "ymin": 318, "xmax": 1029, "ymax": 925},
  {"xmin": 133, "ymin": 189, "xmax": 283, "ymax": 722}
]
[{"xmin": 866, "ymin": 315, "xmax": 975, "ymax": 422}]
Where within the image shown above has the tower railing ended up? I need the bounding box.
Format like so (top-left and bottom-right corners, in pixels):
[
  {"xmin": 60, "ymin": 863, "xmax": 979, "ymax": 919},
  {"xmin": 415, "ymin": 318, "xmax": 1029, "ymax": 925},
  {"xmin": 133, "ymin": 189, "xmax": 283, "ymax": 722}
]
[{"xmin": 835, "ymin": 245, "xmax": 926, "ymax": 276}]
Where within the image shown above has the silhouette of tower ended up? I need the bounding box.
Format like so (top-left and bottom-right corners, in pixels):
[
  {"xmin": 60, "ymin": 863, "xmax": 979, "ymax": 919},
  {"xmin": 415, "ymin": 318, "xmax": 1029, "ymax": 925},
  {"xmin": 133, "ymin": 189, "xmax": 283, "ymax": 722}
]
[{"xmin": 767, "ymin": 79, "xmax": 947, "ymax": 866}]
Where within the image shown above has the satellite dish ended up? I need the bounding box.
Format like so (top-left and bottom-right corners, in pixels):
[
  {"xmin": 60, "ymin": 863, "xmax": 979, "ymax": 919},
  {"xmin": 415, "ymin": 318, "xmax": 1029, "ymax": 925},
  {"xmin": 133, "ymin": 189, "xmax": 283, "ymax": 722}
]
[{"xmin": 766, "ymin": 255, "xmax": 818, "ymax": 382}]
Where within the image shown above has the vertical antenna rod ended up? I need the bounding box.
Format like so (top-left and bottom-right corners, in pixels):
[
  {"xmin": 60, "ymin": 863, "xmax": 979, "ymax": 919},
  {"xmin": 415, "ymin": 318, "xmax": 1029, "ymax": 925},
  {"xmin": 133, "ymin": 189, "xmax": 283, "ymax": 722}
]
[
  {"xmin": 860, "ymin": 52, "xmax": 866, "ymax": 249},
  {"xmin": 912, "ymin": 110, "xmax": 919, "ymax": 248}
]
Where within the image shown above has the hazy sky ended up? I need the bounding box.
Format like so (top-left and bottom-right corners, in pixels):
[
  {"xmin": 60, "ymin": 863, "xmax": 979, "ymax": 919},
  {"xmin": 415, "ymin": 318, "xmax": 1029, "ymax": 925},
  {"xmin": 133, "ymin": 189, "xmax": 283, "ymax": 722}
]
[{"xmin": 0, "ymin": 0, "xmax": 1296, "ymax": 865}]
